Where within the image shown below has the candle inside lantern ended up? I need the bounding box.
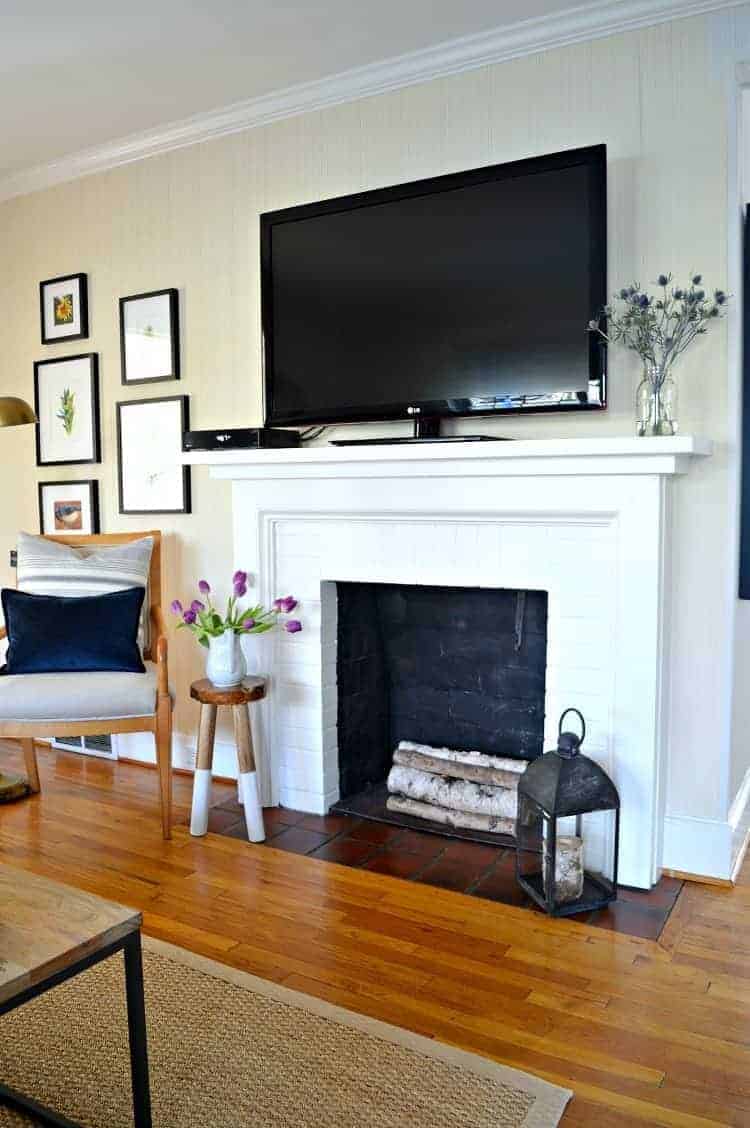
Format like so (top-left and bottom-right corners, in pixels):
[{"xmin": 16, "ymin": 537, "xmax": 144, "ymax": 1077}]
[{"xmin": 544, "ymin": 834, "xmax": 584, "ymax": 904}]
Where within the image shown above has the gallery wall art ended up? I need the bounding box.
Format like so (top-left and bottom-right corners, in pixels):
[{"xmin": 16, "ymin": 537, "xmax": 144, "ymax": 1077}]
[
  {"xmin": 116, "ymin": 394, "xmax": 191, "ymax": 514},
  {"xmin": 38, "ymin": 479, "xmax": 100, "ymax": 535},
  {"xmin": 33, "ymin": 354, "xmax": 100, "ymax": 467},
  {"xmin": 39, "ymin": 273, "xmax": 89, "ymax": 344},
  {"xmin": 120, "ymin": 288, "xmax": 180, "ymax": 384}
]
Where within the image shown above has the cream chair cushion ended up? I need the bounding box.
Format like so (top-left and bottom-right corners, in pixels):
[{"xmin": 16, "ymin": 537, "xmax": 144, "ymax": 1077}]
[{"xmin": 0, "ymin": 663, "xmax": 157, "ymax": 723}]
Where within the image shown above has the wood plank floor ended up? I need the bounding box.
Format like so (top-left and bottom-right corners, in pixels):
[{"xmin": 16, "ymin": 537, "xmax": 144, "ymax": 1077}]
[{"xmin": 1, "ymin": 741, "xmax": 749, "ymax": 1126}]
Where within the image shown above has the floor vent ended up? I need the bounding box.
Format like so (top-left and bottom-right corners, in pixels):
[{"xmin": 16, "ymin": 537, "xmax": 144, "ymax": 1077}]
[{"xmin": 51, "ymin": 734, "xmax": 116, "ymax": 760}]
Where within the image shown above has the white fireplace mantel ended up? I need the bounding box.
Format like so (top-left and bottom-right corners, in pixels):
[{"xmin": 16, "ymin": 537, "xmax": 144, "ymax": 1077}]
[
  {"xmin": 184, "ymin": 435, "xmax": 712, "ymax": 890},
  {"xmin": 183, "ymin": 434, "xmax": 712, "ymax": 480}
]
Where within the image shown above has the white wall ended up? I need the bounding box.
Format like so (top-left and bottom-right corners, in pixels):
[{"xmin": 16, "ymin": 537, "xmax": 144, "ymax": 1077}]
[
  {"xmin": 731, "ymin": 85, "xmax": 750, "ymax": 807},
  {"xmin": 0, "ymin": 12, "xmax": 742, "ymax": 866}
]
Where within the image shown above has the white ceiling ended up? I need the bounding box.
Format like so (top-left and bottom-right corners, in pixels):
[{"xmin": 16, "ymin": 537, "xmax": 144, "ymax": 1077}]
[
  {"xmin": 0, "ymin": 0, "xmax": 735, "ymax": 187},
  {"xmin": 0, "ymin": 0, "xmax": 623, "ymax": 179}
]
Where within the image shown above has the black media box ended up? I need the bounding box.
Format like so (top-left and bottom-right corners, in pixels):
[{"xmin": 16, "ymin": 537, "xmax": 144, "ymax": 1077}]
[{"xmin": 182, "ymin": 427, "xmax": 301, "ymax": 452}]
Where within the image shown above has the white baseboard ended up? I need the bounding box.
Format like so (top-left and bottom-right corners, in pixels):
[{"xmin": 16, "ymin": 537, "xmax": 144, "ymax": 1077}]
[
  {"xmin": 662, "ymin": 811, "xmax": 733, "ymax": 881},
  {"xmin": 730, "ymin": 766, "xmax": 750, "ymax": 878},
  {"xmin": 113, "ymin": 731, "xmax": 240, "ymax": 782},
  {"xmin": 663, "ymin": 770, "xmax": 750, "ymax": 881}
]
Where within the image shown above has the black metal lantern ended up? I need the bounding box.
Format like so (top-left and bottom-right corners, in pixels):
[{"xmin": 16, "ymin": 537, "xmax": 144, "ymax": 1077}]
[{"xmin": 516, "ymin": 708, "xmax": 620, "ymax": 916}]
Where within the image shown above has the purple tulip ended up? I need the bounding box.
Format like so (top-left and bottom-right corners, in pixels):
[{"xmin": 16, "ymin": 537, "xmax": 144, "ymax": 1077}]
[
  {"xmin": 280, "ymin": 596, "xmax": 298, "ymax": 613},
  {"xmin": 233, "ymin": 581, "xmax": 247, "ymax": 598},
  {"xmin": 190, "ymin": 599, "xmax": 205, "ymax": 613},
  {"xmin": 198, "ymin": 580, "xmax": 210, "ymax": 595},
  {"xmin": 242, "ymin": 617, "xmax": 256, "ymax": 630},
  {"xmin": 284, "ymin": 619, "xmax": 302, "ymax": 634},
  {"xmin": 232, "ymin": 570, "xmax": 248, "ymax": 586},
  {"xmin": 170, "ymin": 599, "xmax": 183, "ymax": 615},
  {"xmin": 183, "ymin": 609, "xmax": 197, "ymax": 625}
]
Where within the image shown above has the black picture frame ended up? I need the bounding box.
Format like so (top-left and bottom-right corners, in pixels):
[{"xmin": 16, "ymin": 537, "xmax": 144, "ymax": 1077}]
[
  {"xmin": 38, "ymin": 479, "xmax": 101, "ymax": 535},
  {"xmin": 116, "ymin": 394, "xmax": 191, "ymax": 515},
  {"xmin": 39, "ymin": 273, "xmax": 89, "ymax": 344},
  {"xmin": 119, "ymin": 288, "xmax": 180, "ymax": 385},
  {"xmin": 33, "ymin": 353, "xmax": 101, "ymax": 467}
]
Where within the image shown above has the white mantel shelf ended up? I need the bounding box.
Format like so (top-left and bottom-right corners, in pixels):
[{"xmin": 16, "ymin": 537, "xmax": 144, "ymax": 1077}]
[{"xmin": 183, "ymin": 434, "xmax": 712, "ymax": 480}]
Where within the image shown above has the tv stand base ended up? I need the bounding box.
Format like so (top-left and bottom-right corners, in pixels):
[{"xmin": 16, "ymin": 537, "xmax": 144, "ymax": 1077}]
[
  {"xmin": 329, "ymin": 414, "xmax": 512, "ymax": 446},
  {"xmin": 329, "ymin": 434, "xmax": 512, "ymax": 446}
]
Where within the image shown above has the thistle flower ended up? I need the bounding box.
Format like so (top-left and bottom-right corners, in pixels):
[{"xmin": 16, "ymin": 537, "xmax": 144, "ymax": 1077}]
[
  {"xmin": 183, "ymin": 609, "xmax": 197, "ymax": 625},
  {"xmin": 284, "ymin": 619, "xmax": 302, "ymax": 634},
  {"xmin": 170, "ymin": 599, "xmax": 183, "ymax": 615},
  {"xmin": 198, "ymin": 580, "xmax": 210, "ymax": 595},
  {"xmin": 587, "ymin": 271, "xmax": 728, "ymax": 385}
]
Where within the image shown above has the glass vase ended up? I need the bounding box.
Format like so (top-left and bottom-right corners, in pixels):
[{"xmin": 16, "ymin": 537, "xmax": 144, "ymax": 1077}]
[
  {"xmin": 206, "ymin": 631, "xmax": 247, "ymax": 688},
  {"xmin": 635, "ymin": 364, "xmax": 678, "ymax": 437}
]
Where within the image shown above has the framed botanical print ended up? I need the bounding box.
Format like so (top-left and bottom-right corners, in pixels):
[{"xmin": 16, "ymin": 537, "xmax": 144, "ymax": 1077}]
[
  {"xmin": 33, "ymin": 354, "xmax": 100, "ymax": 467},
  {"xmin": 38, "ymin": 480, "xmax": 100, "ymax": 535},
  {"xmin": 116, "ymin": 395, "xmax": 191, "ymax": 514},
  {"xmin": 39, "ymin": 273, "xmax": 89, "ymax": 344},
  {"xmin": 119, "ymin": 288, "xmax": 180, "ymax": 384}
]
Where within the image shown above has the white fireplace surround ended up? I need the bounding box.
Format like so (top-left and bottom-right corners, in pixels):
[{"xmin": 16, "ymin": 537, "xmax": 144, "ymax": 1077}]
[{"xmin": 185, "ymin": 436, "xmax": 712, "ymax": 890}]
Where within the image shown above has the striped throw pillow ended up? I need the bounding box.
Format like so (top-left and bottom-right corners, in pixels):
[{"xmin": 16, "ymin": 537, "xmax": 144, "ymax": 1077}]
[{"xmin": 16, "ymin": 532, "xmax": 153, "ymax": 652}]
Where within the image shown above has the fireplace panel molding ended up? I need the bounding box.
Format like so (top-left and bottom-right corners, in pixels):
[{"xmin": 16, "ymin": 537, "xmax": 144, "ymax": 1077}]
[{"xmin": 186, "ymin": 437, "xmax": 712, "ymax": 889}]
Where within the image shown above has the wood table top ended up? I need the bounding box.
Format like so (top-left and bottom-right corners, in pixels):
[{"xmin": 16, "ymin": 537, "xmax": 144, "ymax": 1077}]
[
  {"xmin": 190, "ymin": 676, "xmax": 267, "ymax": 706},
  {"xmin": 0, "ymin": 863, "xmax": 140, "ymax": 1006}
]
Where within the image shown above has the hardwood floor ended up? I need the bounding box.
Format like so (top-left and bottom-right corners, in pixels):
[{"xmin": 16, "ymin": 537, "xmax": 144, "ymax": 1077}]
[{"xmin": 1, "ymin": 740, "xmax": 749, "ymax": 1126}]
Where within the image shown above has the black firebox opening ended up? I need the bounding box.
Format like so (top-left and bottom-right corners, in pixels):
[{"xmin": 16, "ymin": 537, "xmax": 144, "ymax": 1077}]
[{"xmin": 335, "ymin": 582, "xmax": 548, "ymax": 800}]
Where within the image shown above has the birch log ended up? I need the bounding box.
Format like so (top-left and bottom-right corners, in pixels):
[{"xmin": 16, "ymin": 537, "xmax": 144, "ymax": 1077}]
[
  {"xmin": 387, "ymin": 764, "xmax": 518, "ymax": 819},
  {"xmin": 397, "ymin": 741, "xmax": 527, "ymax": 775},
  {"xmin": 387, "ymin": 795, "xmax": 515, "ymax": 836},
  {"xmin": 543, "ymin": 835, "xmax": 584, "ymax": 904},
  {"xmin": 393, "ymin": 746, "xmax": 522, "ymax": 789}
]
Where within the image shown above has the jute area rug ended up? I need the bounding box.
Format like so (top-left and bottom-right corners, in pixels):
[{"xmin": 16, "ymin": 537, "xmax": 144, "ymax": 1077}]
[{"xmin": 0, "ymin": 936, "xmax": 571, "ymax": 1128}]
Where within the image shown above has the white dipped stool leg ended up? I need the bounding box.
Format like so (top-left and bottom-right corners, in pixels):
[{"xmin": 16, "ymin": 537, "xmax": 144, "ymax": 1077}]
[
  {"xmin": 239, "ymin": 771, "xmax": 265, "ymax": 842},
  {"xmin": 190, "ymin": 703, "xmax": 217, "ymax": 836},
  {"xmin": 233, "ymin": 704, "xmax": 265, "ymax": 843}
]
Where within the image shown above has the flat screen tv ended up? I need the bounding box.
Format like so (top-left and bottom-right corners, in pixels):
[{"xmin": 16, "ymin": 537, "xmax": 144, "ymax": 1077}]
[{"xmin": 261, "ymin": 144, "xmax": 607, "ymax": 432}]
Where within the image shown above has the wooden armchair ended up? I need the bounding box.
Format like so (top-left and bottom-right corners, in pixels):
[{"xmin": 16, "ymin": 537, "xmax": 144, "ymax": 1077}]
[{"xmin": 0, "ymin": 531, "xmax": 173, "ymax": 839}]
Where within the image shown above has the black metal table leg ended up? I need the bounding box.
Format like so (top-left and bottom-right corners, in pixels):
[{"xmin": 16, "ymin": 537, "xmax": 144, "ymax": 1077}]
[{"xmin": 123, "ymin": 932, "xmax": 152, "ymax": 1128}]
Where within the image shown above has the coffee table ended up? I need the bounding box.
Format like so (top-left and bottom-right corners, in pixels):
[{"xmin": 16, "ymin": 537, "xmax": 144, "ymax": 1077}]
[{"xmin": 0, "ymin": 863, "xmax": 151, "ymax": 1127}]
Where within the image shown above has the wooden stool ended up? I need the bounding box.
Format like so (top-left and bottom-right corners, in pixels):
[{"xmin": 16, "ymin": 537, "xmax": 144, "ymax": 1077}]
[{"xmin": 189, "ymin": 677, "xmax": 267, "ymax": 843}]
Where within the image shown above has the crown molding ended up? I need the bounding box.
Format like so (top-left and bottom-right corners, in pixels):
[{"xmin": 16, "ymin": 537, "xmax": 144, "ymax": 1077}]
[{"xmin": 0, "ymin": 0, "xmax": 743, "ymax": 203}]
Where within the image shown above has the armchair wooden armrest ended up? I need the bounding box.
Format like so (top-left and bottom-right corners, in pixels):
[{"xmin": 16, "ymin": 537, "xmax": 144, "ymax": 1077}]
[
  {"xmin": 150, "ymin": 606, "xmax": 169, "ymax": 697},
  {"xmin": 0, "ymin": 626, "xmax": 6, "ymax": 641}
]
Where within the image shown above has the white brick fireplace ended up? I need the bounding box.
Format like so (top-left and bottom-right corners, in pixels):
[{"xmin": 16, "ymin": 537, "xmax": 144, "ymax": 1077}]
[{"xmin": 185, "ymin": 436, "xmax": 711, "ymax": 889}]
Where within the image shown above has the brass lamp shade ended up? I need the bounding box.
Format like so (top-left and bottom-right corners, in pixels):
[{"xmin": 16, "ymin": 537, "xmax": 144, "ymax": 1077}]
[{"xmin": 0, "ymin": 397, "xmax": 36, "ymax": 427}]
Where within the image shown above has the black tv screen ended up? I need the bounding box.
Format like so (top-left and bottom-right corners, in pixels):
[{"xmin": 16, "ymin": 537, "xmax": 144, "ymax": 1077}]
[{"xmin": 262, "ymin": 144, "xmax": 607, "ymax": 427}]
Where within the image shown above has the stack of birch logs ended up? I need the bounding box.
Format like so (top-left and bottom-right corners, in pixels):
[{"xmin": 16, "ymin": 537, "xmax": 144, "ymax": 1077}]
[{"xmin": 386, "ymin": 740, "xmax": 527, "ymax": 836}]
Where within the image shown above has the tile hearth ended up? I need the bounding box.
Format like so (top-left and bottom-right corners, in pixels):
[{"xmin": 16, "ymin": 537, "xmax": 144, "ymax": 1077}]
[{"xmin": 194, "ymin": 798, "xmax": 682, "ymax": 941}]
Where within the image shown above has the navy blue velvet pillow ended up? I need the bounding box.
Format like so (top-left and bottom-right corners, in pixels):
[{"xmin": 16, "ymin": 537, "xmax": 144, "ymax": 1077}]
[{"xmin": 1, "ymin": 587, "xmax": 146, "ymax": 675}]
